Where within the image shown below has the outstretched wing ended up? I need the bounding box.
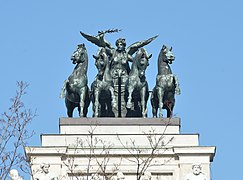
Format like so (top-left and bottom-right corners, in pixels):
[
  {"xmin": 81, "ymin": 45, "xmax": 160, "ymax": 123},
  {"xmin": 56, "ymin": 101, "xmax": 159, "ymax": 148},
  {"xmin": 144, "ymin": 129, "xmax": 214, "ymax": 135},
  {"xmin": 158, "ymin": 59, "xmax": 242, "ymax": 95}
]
[
  {"xmin": 80, "ymin": 31, "xmax": 113, "ymax": 48},
  {"xmin": 80, "ymin": 31, "xmax": 105, "ymax": 47},
  {"xmin": 127, "ymin": 35, "xmax": 159, "ymax": 55}
]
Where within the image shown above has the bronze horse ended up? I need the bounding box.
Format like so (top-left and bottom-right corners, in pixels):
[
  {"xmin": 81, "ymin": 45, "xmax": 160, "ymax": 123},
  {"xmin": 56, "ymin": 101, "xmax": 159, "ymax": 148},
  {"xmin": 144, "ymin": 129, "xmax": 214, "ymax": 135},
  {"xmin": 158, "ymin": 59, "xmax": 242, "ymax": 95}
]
[
  {"xmin": 91, "ymin": 48, "xmax": 117, "ymax": 117},
  {"xmin": 151, "ymin": 45, "xmax": 180, "ymax": 118},
  {"xmin": 126, "ymin": 48, "xmax": 152, "ymax": 118},
  {"xmin": 60, "ymin": 44, "xmax": 90, "ymax": 117}
]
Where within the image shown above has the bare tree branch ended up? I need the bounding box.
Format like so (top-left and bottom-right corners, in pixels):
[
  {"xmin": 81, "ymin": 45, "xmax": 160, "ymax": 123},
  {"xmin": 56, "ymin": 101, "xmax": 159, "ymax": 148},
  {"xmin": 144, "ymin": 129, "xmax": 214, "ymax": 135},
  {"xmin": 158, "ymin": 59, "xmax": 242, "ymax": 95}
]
[
  {"xmin": 0, "ymin": 81, "xmax": 36, "ymax": 179},
  {"xmin": 117, "ymin": 119, "xmax": 175, "ymax": 180}
]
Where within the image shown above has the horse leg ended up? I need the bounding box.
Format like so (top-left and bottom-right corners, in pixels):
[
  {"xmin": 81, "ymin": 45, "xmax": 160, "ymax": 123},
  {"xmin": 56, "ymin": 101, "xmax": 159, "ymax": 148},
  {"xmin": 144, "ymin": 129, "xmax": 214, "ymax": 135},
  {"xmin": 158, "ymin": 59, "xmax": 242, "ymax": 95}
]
[
  {"xmin": 65, "ymin": 98, "xmax": 74, "ymax": 117},
  {"xmin": 166, "ymin": 103, "xmax": 172, "ymax": 118},
  {"xmin": 82, "ymin": 87, "xmax": 90, "ymax": 117},
  {"xmin": 167, "ymin": 101, "xmax": 175, "ymax": 118},
  {"xmin": 93, "ymin": 89, "xmax": 100, "ymax": 117},
  {"xmin": 174, "ymin": 75, "xmax": 181, "ymax": 95},
  {"xmin": 126, "ymin": 85, "xmax": 134, "ymax": 109},
  {"xmin": 157, "ymin": 87, "xmax": 164, "ymax": 118},
  {"xmin": 165, "ymin": 105, "xmax": 171, "ymax": 118},
  {"xmin": 79, "ymin": 87, "xmax": 87, "ymax": 117},
  {"xmin": 151, "ymin": 89, "xmax": 158, "ymax": 118},
  {"xmin": 108, "ymin": 86, "xmax": 117, "ymax": 108},
  {"xmin": 140, "ymin": 87, "xmax": 147, "ymax": 118},
  {"xmin": 67, "ymin": 105, "xmax": 75, "ymax": 117}
]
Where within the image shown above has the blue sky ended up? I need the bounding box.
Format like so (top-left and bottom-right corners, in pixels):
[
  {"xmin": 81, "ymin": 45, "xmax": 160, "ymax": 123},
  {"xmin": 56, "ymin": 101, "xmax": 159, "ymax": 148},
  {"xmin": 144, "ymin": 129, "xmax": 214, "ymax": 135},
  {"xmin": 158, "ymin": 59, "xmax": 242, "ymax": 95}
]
[{"xmin": 1, "ymin": 0, "xmax": 243, "ymax": 179}]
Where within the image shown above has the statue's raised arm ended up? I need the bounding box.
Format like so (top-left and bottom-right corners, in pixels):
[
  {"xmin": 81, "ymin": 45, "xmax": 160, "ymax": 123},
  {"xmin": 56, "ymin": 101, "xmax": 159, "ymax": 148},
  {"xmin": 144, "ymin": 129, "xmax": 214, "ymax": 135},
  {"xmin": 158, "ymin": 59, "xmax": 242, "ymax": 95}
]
[
  {"xmin": 126, "ymin": 35, "xmax": 158, "ymax": 56},
  {"xmin": 80, "ymin": 29, "xmax": 121, "ymax": 49}
]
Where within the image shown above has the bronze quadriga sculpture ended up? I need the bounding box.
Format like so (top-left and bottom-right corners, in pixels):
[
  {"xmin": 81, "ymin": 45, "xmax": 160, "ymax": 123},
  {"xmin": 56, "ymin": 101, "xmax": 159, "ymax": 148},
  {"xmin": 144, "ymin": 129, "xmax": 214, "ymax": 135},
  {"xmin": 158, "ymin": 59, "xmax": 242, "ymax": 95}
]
[{"xmin": 61, "ymin": 30, "xmax": 180, "ymax": 118}]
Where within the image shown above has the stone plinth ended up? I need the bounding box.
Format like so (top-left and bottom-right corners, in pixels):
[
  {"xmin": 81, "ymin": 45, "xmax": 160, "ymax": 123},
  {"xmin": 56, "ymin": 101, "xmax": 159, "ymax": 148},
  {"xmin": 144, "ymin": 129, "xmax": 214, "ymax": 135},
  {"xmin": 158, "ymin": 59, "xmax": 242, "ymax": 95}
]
[
  {"xmin": 59, "ymin": 117, "xmax": 181, "ymax": 134},
  {"xmin": 25, "ymin": 117, "xmax": 216, "ymax": 180},
  {"xmin": 41, "ymin": 134, "xmax": 199, "ymax": 147}
]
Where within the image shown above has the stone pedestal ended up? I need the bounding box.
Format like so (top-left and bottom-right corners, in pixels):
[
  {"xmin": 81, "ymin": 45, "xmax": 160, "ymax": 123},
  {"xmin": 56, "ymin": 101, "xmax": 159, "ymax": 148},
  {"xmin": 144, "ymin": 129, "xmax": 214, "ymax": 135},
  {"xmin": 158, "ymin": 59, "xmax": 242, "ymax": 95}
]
[{"xmin": 25, "ymin": 118, "xmax": 216, "ymax": 180}]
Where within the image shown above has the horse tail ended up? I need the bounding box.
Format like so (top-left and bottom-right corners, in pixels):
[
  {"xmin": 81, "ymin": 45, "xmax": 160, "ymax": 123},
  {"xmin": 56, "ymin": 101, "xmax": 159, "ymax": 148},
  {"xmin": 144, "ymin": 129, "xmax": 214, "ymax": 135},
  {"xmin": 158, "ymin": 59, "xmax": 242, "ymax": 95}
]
[{"xmin": 60, "ymin": 79, "xmax": 68, "ymax": 99}]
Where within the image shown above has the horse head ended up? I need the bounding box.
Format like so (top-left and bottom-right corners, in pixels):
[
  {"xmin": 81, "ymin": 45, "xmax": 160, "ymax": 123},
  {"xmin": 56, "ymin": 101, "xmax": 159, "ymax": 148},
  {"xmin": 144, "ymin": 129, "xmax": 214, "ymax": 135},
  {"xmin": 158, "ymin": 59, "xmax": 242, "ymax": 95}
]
[
  {"xmin": 159, "ymin": 45, "xmax": 175, "ymax": 64},
  {"xmin": 134, "ymin": 48, "xmax": 152, "ymax": 79},
  {"xmin": 93, "ymin": 48, "xmax": 109, "ymax": 79},
  {"xmin": 71, "ymin": 43, "xmax": 87, "ymax": 64}
]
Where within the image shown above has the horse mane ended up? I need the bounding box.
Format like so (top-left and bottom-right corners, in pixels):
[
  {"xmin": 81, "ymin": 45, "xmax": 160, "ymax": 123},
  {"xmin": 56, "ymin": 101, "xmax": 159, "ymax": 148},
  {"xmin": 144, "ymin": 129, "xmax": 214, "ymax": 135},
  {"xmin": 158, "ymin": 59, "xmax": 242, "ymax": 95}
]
[
  {"xmin": 96, "ymin": 47, "xmax": 106, "ymax": 55},
  {"xmin": 132, "ymin": 48, "xmax": 149, "ymax": 66},
  {"xmin": 77, "ymin": 43, "xmax": 88, "ymax": 59},
  {"xmin": 158, "ymin": 47, "xmax": 164, "ymax": 63},
  {"xmin": 128, "ymin": 48, "xmax": 149, "ymax": 78},
  {"xmin": 77, "ymin": 45, "xmax": 88, "ymax": 73},
  {"xmin": 135, "ymin": 48, "xmax": 148, "ymax": 59}
]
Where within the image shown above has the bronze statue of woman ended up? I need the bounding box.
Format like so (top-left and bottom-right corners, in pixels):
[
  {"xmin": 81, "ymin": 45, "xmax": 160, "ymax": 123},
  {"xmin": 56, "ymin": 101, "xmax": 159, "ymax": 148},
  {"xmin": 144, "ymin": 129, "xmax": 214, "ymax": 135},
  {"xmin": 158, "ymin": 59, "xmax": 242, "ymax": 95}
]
[{"xmin": 80, "ymin": 30, "xmax": 157, "ymax": 85}]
